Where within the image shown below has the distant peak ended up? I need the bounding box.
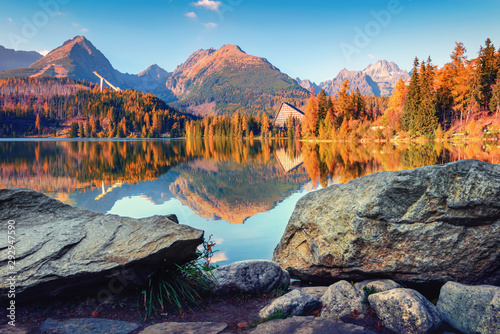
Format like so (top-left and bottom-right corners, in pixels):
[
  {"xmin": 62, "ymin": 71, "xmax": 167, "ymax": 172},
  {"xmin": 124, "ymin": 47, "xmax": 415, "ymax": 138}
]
[{"xmin": 218, "ymin": 44, "xmax": 244, "ymax": 54}]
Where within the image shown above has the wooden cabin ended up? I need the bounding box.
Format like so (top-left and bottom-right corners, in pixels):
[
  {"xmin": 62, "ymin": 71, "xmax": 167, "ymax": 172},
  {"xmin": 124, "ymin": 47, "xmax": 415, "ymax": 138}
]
[{"xmin": 273, "ymin": 102, "xmax": 304, "ymax": 128}]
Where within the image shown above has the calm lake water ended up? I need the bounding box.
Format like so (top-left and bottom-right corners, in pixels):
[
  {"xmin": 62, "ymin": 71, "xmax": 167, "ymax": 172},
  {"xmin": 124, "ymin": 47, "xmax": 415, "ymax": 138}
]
[{"xmin": 1, "ymin": 138, "xmax": 499, "ymax": 266}]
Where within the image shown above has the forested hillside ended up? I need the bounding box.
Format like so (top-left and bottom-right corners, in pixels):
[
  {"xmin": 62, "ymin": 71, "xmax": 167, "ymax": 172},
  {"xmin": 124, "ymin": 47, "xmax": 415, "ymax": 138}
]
[{"xmin": 0, "ymin": 77, "xmax": 193, "ymax": 137}]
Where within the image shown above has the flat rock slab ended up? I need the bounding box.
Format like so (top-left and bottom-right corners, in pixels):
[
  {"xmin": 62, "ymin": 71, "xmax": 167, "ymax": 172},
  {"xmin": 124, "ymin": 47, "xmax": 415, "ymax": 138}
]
[
  {"xmin": 0, "ymin": 188, "xmax": 204, "ymax": 302},
  {"xmin": 40, "ymin": 318, "xmax": 140, "ymax": 334},
  {"xmin": 249, "ymin": 316, "xmax": 378, "ymax": 334},
  {"xmin": 274, "ymin": 159, "xmax": 500, "ymax": 285},
  {"xmin": 138, "ymin": 321, "xmax": 228, "ymax": 334}
]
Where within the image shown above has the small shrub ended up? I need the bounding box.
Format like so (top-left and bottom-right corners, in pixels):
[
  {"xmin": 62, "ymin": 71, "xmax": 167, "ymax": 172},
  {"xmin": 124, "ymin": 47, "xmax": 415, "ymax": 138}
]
[{"xmin": 362, "ymin": 286, "xmax": 377, "ymax": 304}]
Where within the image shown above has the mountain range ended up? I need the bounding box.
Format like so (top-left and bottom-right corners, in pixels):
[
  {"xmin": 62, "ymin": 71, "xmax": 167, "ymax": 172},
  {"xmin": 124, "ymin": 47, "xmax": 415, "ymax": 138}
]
[
  {"xmin": 0, "ymin": 36, "xmax": 408, "ymax": 116},
  {"xmin": 296, "ymin": 60, "xmax": 409, "ymax": 97},
  {"xmin": 0, "ymin": 45, "xmax": 42, "ymax": 72}
]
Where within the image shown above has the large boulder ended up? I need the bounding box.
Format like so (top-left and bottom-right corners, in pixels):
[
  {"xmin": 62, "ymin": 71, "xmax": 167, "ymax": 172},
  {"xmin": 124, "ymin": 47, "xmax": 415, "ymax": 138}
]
[
  {"xmin": 212, "ymin": 260, "xmax": 290, "ymax": 295},
  {"xmin": 0, "ymin": 188, "xmax": 204, "ymax": 302},
  {"xmin": 437, "ymin": 281, "xmax": 500, "ymax": 334},
  {"xmin": 368, "ymin": 288, "xmax": 442, "ymax": 334},
  {"xmin": 273, "ymin": 159, "xmax": 500, "ymax": 285}
]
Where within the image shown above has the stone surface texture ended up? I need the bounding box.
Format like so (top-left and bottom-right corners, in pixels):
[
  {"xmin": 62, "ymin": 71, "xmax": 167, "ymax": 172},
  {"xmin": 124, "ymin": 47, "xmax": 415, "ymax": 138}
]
[
  {"xmin": 0, "ymin": 188, "xmax": 204, "ymax": 301},
  {"xmin": 212, "ymin": 260, "xmax": 290, "ymax": 295},
  {"xmin": 354, "ymin": 279, "xmax": 402, "ymax": 293},
  {"xmin": 40, "ymin": 318, "xmax": 139, "ymax": 334},
  {"xmin": 319, "ymin": 280, "xmax": 366, "ymax": 320},
  {"xmin": 368, "ymin": 288, "xmax": 442, "ymax": 334},
  {"xmin": 259, "ymin": 289, "xmax": 319, "ymax": 318},
  {"xmin": 273, "ymin": 159, "xmax": 500, "ymax": 285},
  {"xmin": 437, "ymin": 281, "xmax": 500, "ymax": 334},
  {"xmin": 249, "ymin": 316, "xmax": 378, "ymax": 334},
  {"xmin": 138, "ymin": 322, "xmax": 228, "ymax": 334}
]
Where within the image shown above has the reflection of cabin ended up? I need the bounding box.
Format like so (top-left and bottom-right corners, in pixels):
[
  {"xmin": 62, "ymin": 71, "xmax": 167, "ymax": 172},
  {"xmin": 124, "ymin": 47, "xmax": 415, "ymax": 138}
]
[
  {"xmin": 275, "ymin": 148, "xmax": 304, "ymax": 173},
  {"xmin": 274, "ymin": 102, "xmax": 305, "ymax": 128}
]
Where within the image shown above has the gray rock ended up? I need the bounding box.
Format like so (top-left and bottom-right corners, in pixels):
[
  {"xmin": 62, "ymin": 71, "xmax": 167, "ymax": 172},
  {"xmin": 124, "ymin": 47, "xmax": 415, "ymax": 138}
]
[
  {"xmin": 0, "ymin": 188, "xmax": 203, "ymax": 302},
  {"xmin": 249, "ymin": 316, "xmax": 378, "ymax": 334},
  {"xmin": 354, "ymin": 279, "xmax": 402, "ymax": 293},
  {"xmin": 0, "ymin": 326, "xmax": 29, "ymax": 334},
  {"xmin": 274, "ymin": 159, "xmax": 500, "ymax": 285},
  {"xmin": 297, "ymin": 286, "xmax": 328, "ymax": 299},
  {"xmin": 138, "ymin": 322, "xmax": 227, "ymax": 334},
  {"xmin": 437, "ymin": 281, "xmax": 500, "ymax": 334},
  {"xmin": 40, "ymin": 318, "xmax": 139, "ymax": 334},
  {"xmin": 259, "ymin": 289, "xmax": 319, "ymax": 318},
  {"xmin": 212, "ymin": 260, "xmax": 289, "ymax": 295},
  {"xmin": 320, "ymin": 280, "xmax": 366, "ymax": 320},
  {"xmin": 368, "ymin": 288, "xmax": 442, "ymax": 334}
]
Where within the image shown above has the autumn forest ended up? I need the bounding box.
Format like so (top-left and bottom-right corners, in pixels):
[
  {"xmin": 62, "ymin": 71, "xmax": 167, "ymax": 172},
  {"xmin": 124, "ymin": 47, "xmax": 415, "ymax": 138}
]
[{"xmin": 1, "ymin": 39, "xmax": 499, "ymax": 142}]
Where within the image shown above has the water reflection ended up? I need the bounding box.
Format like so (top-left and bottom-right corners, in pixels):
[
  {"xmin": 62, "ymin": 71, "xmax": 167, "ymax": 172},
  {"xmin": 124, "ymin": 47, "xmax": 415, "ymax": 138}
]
[
  {"xmin": 1, "ymin": 138, "xmax": 498, "ymax": 263},
  {"xmin": 1, "ymin": 139, "xmax": 500, "ymax": 209}
]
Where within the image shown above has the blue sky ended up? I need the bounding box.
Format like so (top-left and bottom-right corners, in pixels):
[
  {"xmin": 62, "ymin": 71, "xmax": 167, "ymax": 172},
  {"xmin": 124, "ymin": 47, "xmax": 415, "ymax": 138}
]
[{"xmin": 1, "ymin": 0, "xmax": 499, "ymax": 83}]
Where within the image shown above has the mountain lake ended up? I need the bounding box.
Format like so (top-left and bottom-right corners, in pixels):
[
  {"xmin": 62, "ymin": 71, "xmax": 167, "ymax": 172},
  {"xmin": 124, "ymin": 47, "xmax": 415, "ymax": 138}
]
[{"xmin": 1, "ymin": 138, "xmax": 499, "ymax": 266}]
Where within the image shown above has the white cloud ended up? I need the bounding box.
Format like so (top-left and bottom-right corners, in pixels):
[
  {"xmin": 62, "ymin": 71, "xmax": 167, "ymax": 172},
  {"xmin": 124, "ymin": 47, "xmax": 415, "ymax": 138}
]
[
  {"xmin": 7, "ymin": 17, "xmax": 13, "ymax": 22},
  {"xmin": 38, "ymin": 50, "xmax": 50, "ymax": 56},
  {"xmin": 72, "ymin": 22, "xmax": 79, "ymax": 28},
  {"xmin": 81, "ymin": 28, "xmax": 89, "ymax": 32},
  {"xmin": 368, "ymin": 54, "xmax": 375, "ymax": 59},
  {"xmin": 192, "ymin": 0, "xmax": 221, "ymax": 11},
  {"xmin": 185, "ymin": 12, "xmax": 197, "ymax": 19},
  {"xmin": 204, "ymin": 22, "xmax": 218, "ymax": 29},
  {"xmin": 56, "ymin": 11, "xmax": 64, "ymax": 16}
]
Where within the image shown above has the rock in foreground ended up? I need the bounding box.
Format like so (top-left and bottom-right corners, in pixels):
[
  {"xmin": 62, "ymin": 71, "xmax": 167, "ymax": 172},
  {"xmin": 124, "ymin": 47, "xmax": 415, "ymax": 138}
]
[
  {"xmin": 213, "ymin": 260, "xmax": 290, "ymax": 295},
  {"xmin": 0, "ymin": 188, "xmax": 204, "ymax": 302},
  {"xmin": 273, "ymin": 159, "xmax": 500, "ymax": 285},
  {"xmin": 368, "ymin": 288, "xmax": 442, "ymax": 334},
  {"xmin": 437, "ymin": 281, "xmax": 500, "ymax": 334},
  {"xmin": 249, "ymin": 316, "xmax": 377, "ymax": 334}
]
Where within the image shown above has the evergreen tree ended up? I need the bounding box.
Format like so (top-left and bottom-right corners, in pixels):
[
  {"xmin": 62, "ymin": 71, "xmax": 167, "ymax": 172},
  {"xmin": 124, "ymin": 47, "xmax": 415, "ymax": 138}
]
[
  {"xmin": 317, "ymin": 89, "xmax": 328, "ymax": 122},
  {"xmin": 479, "ymin": 38, "xmax": 499, "ymax": 109},
  {"xmin": 69, "ymin": 122, "xmax": 79, "ymax": 138},
  {"xmin": 402, "ymin": 57, "xmax": 421, "ymax": 132},
  {"xmin": 78, "ymin": 122, "xmax": 85, "ymax": 138},
  {"xmin": 415, "ymin": 59, "xmax": 438, "ymax": 135}
]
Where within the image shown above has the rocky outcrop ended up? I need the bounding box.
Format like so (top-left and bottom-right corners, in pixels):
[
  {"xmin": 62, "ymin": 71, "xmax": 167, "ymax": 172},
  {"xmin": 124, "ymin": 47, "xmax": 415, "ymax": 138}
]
[
  {"xmin": 259, "ymin": 289, "xmax": 319, "ymax": 318},
  {"xmin": 437, "ymin": 281, "xmax": 500, "ymax": 334},
  {"xmin": 0, "ymin": 188, "xmax": 204, "ymax": 302},
  {"xmin": 274, "ymin": 159, "xmax": 500, "ymax": 285},
  {"xmin": 319, "ymin": 280, "xmax": 366, "ymax": 320},
  {"xmin": 249, "ymin": 316, "xmax": 378, "ymax": 334},
  {"xmin": 368, "ymin": 288, "xmax": 442, "ymax": 334},
  {"xmin": 212, "ymin": 260, "xmax": 290, "ymax": 295}
]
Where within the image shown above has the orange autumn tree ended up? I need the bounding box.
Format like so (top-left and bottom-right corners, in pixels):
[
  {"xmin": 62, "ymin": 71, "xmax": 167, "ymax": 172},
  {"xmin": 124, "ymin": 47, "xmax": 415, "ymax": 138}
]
[{"xmin": 302, "ymin": 89, "xmax": 318, "ymax": 138}]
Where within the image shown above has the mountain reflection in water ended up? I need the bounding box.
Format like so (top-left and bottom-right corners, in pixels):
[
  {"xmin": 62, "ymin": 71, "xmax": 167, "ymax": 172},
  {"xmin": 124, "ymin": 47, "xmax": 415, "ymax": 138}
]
[{"xmin": 1, "ymin": 139, "xmax": 499, "ymax": 264}]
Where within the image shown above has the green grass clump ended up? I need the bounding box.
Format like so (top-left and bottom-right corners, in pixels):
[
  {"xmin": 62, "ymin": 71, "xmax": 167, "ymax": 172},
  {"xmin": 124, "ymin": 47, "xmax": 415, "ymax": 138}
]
[{"xmin": 138, "ymin": 236, "xmax": 218, "ymax": 320}]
